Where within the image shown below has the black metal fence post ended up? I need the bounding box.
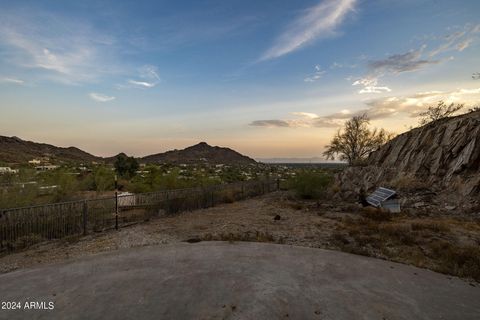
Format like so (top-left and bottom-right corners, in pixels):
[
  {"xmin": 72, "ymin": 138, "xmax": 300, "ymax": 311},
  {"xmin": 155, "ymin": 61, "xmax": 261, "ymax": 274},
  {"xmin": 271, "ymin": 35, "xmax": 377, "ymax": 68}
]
[
  {"xmin": 167, "ymin": 191, "xmax": 170, "ymax": 213},
  {"xmin": 82, "ymin": 200, "xmax": 88, "ymax": 236},
  {"xmin": 115, "ymin": 191, "xmax": 119, "ymax": 230}
]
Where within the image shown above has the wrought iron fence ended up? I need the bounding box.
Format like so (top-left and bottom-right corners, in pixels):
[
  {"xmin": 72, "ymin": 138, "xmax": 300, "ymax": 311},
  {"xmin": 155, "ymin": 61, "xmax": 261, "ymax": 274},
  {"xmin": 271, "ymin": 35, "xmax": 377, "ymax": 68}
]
[{"xmin": 0, "ymin": 179, "xmax": 279, "ymax": 253}]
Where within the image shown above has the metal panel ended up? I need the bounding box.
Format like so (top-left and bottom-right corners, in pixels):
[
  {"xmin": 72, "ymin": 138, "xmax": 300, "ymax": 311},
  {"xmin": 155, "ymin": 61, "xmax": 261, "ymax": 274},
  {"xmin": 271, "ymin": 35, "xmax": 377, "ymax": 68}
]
[
  {"xmin": 366, "ymin": 187, "xmax": 396, "ymax": 207},
  {"xmin": 381, "ymin": 199, "xmax": 401, "ymax": 213}
]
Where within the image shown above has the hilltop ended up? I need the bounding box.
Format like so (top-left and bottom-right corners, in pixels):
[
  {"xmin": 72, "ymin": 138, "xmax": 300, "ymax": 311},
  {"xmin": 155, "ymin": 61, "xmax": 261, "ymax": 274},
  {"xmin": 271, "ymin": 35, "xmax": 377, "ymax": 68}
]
[
  {"xmin": 141, "ymin": 142, "xmax": 256, "ymax": 164},
  {"xmin": 0, "ymin": 136, "xmax": 100, "ymax": 164}
]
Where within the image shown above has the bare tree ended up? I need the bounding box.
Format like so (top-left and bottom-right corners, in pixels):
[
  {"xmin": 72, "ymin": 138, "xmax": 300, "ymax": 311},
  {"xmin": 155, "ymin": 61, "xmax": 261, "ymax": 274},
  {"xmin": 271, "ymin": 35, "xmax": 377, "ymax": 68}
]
[
  {"xmin": 418, "ymin": 101, "xmax": 463, "ymax": 125},
  {"xmin": 468, "ymin": 106, "xmax": 480, "ymax": 112},
  {"xmin": 323, "ymin": 114, "xmax": 394, "ymax": 165}
]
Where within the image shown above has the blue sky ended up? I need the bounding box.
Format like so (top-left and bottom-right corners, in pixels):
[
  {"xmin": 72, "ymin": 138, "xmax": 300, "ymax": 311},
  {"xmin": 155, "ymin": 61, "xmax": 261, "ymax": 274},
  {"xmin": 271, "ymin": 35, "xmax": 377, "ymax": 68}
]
[{"xmin": 0, "ymin": 0, "xmax": 479, "ymax": 158}]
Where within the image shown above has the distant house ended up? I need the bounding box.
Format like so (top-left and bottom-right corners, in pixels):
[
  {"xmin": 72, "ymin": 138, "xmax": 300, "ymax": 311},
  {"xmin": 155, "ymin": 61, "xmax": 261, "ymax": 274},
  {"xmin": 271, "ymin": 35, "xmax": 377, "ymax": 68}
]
[
  {"xmin": 38, "ymin": 185, "xmax": 59, "ymax": 195},
  {"xmin": 0, "ymin": 167, "xmax": 19, "ymax": 174},
  {"xmin": 35, "ymin": 165, "xmax": 59, "ymax": 171},
  {"xmin": 28, "ymin": 159, "xmax": 42, "ymax": 165},
  {"xmin": 14, "ymin": 181, "xmax": 38, "ymax": 188}
]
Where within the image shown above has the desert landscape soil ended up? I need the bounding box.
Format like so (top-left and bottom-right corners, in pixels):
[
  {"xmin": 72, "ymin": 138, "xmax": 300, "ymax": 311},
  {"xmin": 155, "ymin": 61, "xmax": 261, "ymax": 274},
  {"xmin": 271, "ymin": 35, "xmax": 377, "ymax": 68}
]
[{"xmin": 1, "ymin": 191, "xmax": 479, "ymax": 282}]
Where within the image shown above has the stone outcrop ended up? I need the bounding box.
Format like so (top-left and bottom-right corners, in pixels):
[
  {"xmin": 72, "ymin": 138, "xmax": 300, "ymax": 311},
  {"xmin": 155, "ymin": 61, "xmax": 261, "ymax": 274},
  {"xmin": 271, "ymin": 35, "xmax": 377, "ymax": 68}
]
[{"xmin": 338, "ymin": 110, "xmax": 480, "ymax": 205}]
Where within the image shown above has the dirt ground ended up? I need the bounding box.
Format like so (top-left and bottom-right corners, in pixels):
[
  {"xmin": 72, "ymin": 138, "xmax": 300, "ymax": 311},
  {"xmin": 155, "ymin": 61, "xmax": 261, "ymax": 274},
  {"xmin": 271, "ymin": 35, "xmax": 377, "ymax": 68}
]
[{"xmin": 1, "ymin": 191, "xmax": 479, "ymax": 281}]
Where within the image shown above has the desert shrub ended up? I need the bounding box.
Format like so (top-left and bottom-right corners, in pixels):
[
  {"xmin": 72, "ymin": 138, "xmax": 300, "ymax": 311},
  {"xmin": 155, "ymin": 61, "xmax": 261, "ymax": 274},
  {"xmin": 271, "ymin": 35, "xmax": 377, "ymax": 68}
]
[
  {"xmin": 411, "ymin": 221, "xmax": 450, "ymax": 233},
  {"xmin": 288, "ymin": 171, "xmax": 333, "ymax": 199},
  {"xmin": 389, "ymin": 174, "xmax": 429, "ymax": 191},
  {"xmin": 220, "ymin": 189, "xmax": 237, "ymax": 203},
  {"xmin": 331, "ymin": 183, "xmax": 341, "ymax": 193},
  {"xmin": 13, "ymin": 234, "xmax": 44, "ymax": 250},
  {"xmin": 379, "ymin": 223, "xmax": 415, "ymax": 245},
  {"xmin": 429, "ymin": 241, "xmax": 480, "ymax": 280},
  {"xmin": 331, "ymin": 232, "xmax": 350, "ymax": 245},
  {"xmin": 361, "ymin": 207, "xmax": 392, "ymax": 221},
  {"xmin": 199, "ymin": 231, "xmax": 276, "ymax": 243},
  {"xmin": 61, "ymin": 235, "xmax": 82, "ymax": 245}
]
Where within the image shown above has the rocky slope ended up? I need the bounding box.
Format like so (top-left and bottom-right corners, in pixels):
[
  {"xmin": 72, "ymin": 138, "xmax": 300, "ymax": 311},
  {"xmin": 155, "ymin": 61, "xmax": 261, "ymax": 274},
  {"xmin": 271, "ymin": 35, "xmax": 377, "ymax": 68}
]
[
  {"xmin": 338, "ymin": 110, "xmax": 480, "ymax": 205},
  {"xmin": 0, "ymin": 136, "xmax": 100, "ymax": 163}
]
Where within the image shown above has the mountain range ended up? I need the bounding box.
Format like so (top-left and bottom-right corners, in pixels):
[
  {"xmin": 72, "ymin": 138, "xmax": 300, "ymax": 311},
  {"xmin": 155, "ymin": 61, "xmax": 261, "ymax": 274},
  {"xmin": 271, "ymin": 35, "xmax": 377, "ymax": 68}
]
[{"xmin": 0, "ymin": 136, "xmax": 256, "ymax": 165}]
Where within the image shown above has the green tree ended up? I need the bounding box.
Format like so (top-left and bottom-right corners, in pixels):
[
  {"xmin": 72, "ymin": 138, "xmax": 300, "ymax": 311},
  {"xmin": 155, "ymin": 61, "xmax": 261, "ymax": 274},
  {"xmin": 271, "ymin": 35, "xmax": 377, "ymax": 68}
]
[
  {"xmin": 52, "ymin": 171, "xmax": 79, "ymax": 202},
  {"xmin": 114, "ymin": 154, "xmax": 139, "ymax": 179},
  {"xmin": 418, "ymin": 101, "xmax": 463, "ymax": 125},
  {"xmin": 289, "ymin": 170, "xmax": 333, "ymax": 199},
  {"xmin": 93, "ymin": 167, "xmax": 115, "ymax": 192},
  {"xmin": 323, "ymin": 114, "xmax": 393, "ymax": 165}
]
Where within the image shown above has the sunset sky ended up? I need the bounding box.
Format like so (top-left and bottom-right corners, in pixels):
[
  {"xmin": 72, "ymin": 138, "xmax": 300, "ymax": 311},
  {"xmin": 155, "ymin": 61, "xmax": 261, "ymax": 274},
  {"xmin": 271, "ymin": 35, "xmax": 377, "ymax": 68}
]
[{"xmin": 1, "ymin": 0, "xmax": 479, "ymax": 159}]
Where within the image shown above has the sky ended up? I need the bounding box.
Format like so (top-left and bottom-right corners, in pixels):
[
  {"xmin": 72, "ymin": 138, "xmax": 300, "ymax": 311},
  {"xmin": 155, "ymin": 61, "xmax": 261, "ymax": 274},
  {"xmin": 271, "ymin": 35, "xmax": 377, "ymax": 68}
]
[{"xmin": 0, "ymin": 0, "xmax": 479, "ymax": 159}]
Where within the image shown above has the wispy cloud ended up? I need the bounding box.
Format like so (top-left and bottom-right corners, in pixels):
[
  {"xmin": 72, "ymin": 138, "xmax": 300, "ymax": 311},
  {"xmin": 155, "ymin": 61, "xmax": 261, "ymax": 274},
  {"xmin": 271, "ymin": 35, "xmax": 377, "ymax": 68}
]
[
  {"xmin": 353, "ymin": 77, "xmax": 391, "ymax": 94},
  {"xmin": 128, "ymin": 80, "xmax": 156, "ymax": 88},
  {"xmin": 250, "ymin": 112, "xmax": 340, "ymax": 128},
  {"xmin": 260, "ymin": 0, "xmax": 357, "ymax": 61},
  {"xmin": 429, "ymin": 24, "xmax": 480, "ymax": 57},
  {"xmin": 0, "ymin": 9, "xmax": 118, "ymax": 85},
  {"xmin": 368, "ymin": 46, "xmax": 440, "ymax": 75},
  {"xmin": 250, "ymin": 120, "xmax": 291, "ymax": 128},
  {"xmin": 330, "ymin": 61, "xmax": 357, "ymax": 69},
  {"xmin": 0, "ymin": 77, "xmax": 24, "ymax": 85},
  {"xmin": 347, "ymin": 24, "xmax": 479, "ymax": 95},
  {"xmin": 122, "ymin": 65, "xmax": 160, "ymax": 89},
  {"xmin": 89, "ymin": 92, "xmax": 115, "ymax": 102},
  {"xmin": 304, "ymin": 65, "xmax": 326, "ymax": 82}
]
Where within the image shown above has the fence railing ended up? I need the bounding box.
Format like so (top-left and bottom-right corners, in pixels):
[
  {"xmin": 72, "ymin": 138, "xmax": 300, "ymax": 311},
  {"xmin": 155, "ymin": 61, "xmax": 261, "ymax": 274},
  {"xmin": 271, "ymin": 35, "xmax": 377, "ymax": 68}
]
[{"xmin": 0, "ymin": 179, "xmax": 279, "ymax": 253}]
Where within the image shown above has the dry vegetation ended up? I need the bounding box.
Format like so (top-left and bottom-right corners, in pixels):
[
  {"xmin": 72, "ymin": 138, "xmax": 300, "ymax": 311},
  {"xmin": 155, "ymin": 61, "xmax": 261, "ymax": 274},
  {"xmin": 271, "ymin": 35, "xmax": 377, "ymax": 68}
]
[
  {"xmin": 1, "ymin": 191, "xmax": 479, "ymax": 282},
  {"xmin": 331, "ymin": 208, "xmax": 480, "ymax": 280}
]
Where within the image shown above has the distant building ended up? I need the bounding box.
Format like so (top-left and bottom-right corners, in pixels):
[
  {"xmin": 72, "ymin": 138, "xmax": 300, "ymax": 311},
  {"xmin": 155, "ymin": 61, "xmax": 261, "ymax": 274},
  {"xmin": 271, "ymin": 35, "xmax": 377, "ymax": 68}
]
[
  {"xmin": 15, "ymin": 181, "xmax": 38, "ymax": 188},
  {"xmin": 35, "ymin": 165, "xmax": 59, "ymax": 171},
  {"xmin": 28, "ymin": 159, "xmax": 42, "ymax": 165},
  {"xmin": 38, "ymin": 185, "xmax": 59, "ymax": 195},
  {"xmin": 0, "ymin": 167, "xmax": 19, "ymax": 174}
]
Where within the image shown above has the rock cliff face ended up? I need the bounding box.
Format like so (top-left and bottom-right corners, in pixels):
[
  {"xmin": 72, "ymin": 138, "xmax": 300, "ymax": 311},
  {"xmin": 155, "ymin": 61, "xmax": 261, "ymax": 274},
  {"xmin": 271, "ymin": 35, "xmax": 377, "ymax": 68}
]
[{"xmin": 338, "ymin": 110, "xmax": 480, "ymax": 203}]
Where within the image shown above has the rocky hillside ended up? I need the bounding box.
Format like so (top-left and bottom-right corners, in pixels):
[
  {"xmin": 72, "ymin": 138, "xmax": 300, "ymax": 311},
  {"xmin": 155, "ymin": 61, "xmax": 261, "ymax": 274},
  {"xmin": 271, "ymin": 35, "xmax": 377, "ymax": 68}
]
[
  {"xmin": 0, "ymin": 136, "xmax": 100, "ymax": 163},
  {"xmin": 338, "ymin": 110, "xmax": 480, "ymax": 204},
  {"xmin": 0, "ymin": 137, "xmax": 256, "ymax": 165},
  {"xmin": 141, "ymin": 142, "xmax": 256, "ymax": 164}
]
